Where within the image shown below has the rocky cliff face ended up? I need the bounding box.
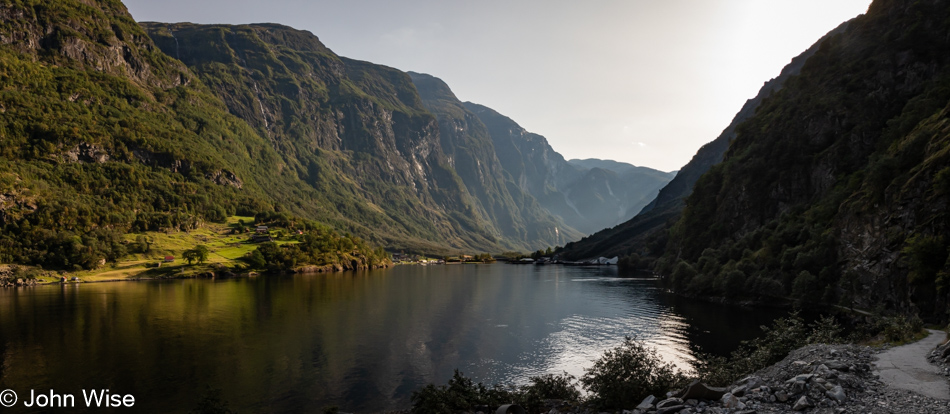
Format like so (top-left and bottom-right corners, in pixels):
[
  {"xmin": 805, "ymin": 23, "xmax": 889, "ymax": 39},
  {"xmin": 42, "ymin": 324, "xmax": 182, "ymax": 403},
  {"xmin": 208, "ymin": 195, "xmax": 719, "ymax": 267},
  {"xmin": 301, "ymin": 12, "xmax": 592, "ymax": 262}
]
[
  {"xmin": 663, "ymin": 0, "xmax": 950, "ymax": 321},
  {"xmin": 0, "ymin": 0, "xmax": 190, "ymax": 89},
  {"xmin": 407, "ymin": 72, "xmax": 577, "ymax": 247}
]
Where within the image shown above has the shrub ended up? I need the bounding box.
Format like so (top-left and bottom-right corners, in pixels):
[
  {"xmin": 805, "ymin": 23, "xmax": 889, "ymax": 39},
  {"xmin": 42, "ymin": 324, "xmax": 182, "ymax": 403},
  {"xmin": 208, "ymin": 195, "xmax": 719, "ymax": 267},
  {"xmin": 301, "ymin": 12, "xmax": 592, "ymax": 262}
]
[
  {"xmin": 517, "ymin": 373, "xmax": 580, "ymax": 413},
  {"xmin": 879, "ymin": 315, "xmax": 924, "ymax": 343},
  {"xmin": 806, "ymin": 315, "xmax": 844, "ymax": 344},
  {"xmin": 719, "ymin": 269, "xmax": 747, "ymax": 298},
  {"xmin": 580, "ymin": 337, "xmax": 687, "ymax": 410},
  {"xmin": 410, "ymin": 370, "xmax": 514, "ymax": 414},
  {"xmin": 902, "ymin": 234, "xmax": 948, "ymax": 285},
  {"xmin": 411, "ymin": 371, "xmax": 583, "ymax": 414},
  {"xmin": 686, "ymin": 273, "xmax": 715, "ymax": 294}
]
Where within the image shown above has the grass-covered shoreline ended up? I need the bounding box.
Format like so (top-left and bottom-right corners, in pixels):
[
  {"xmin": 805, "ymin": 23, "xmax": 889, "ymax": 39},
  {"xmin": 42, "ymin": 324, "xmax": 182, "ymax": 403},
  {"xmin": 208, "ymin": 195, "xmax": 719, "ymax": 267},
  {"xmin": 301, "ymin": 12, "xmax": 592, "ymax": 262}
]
[{"xmin": 0, "ymin": 215, "xmax": 392, "ymax": 286}]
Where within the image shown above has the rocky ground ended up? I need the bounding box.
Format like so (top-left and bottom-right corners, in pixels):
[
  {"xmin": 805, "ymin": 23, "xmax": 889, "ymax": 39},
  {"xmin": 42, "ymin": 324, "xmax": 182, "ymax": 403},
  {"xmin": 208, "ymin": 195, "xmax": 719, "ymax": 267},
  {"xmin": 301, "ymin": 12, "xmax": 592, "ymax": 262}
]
[
  {"xmin": 0, "ymin": 265, "xmax": 39, "ymax": 287},
  {"xmin": 927, "ymin": 335, "xmax": 950, "ymax": 377},
  {"xmin": 614, "ymin": 341, "xmax": 950, "ymax": 414}
]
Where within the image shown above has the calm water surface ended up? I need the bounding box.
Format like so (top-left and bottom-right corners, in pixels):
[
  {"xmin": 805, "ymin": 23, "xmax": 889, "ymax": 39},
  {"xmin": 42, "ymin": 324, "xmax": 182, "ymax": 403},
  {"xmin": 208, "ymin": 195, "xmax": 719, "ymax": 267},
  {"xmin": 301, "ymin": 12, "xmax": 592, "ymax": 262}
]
[{"xmin": 0, "ymin": 264, "xmax": 786, "ymax": 412}]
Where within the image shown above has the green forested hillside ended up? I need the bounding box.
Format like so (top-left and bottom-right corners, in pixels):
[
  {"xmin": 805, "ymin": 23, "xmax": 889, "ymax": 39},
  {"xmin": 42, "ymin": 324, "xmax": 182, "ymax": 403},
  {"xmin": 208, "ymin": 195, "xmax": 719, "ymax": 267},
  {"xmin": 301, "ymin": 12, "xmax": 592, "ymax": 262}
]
[
  {"xmin": 0, "ymin": 0, "xmax": 305, "ymax": 268},
  {"xmin": 657, "ymin": 0, "xmax": 950, "ymax": 321}
]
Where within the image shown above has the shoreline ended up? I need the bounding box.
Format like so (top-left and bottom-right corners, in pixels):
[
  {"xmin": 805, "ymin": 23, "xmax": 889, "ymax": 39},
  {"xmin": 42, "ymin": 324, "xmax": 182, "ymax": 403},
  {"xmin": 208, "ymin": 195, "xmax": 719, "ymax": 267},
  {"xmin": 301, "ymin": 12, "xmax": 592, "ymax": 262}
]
[{"xmin": 0, "ymin": 262, "xmax": 393, "ymax": 288}]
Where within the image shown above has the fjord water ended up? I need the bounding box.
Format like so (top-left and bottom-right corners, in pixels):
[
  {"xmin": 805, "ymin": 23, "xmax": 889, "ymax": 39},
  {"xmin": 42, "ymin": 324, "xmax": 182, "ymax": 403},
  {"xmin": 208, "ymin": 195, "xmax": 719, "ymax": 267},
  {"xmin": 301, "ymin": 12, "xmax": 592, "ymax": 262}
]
[{"xmin": 0, "ymin": 265, "xmax": 784, "ymax": 412}]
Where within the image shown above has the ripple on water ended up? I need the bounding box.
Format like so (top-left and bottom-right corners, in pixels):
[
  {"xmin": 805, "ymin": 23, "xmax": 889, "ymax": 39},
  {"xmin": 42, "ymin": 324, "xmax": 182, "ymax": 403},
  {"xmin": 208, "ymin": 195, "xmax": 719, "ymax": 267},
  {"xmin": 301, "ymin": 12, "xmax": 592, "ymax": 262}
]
[{"xmin": 478, "ymin": 305, "xmax": 698, "ymax": 385}]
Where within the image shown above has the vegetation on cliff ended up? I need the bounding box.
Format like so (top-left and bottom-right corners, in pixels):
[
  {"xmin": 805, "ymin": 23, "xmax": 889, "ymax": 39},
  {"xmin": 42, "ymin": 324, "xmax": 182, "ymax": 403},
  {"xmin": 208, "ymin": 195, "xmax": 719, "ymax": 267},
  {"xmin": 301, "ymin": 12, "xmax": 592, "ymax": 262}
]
[{"xmin": 654, "ymin": 0, "xmax": 950, "ymax": 322}]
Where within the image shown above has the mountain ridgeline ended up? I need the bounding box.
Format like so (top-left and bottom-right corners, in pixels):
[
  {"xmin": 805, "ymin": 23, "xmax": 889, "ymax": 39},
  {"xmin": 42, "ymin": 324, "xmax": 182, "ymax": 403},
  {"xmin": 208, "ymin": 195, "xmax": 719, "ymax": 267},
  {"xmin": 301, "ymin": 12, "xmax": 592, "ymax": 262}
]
[
  {"xmin": 0, "ymin": 0, "xmax": 674, "ymax": 269},
  {"xmin": 560, "ymin": 19, "xmax": 852, "ymax": 261}
]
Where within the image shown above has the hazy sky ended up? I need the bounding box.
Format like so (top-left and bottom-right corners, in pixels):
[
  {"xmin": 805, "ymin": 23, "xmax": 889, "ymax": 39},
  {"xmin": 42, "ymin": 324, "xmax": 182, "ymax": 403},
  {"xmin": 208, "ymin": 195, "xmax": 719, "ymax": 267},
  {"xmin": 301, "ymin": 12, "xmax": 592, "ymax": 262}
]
[{"xmin": 123, "ymin": 0, "xmax": 871, "ymax": 172}]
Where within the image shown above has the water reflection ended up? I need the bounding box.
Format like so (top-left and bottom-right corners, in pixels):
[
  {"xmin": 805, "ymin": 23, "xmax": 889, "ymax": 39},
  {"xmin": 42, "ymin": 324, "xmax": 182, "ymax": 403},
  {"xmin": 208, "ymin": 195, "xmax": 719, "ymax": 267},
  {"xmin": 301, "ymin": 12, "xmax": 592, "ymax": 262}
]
[{"xmin": 0, "ymin": 265, "xmax": 785, "ymax": 412}]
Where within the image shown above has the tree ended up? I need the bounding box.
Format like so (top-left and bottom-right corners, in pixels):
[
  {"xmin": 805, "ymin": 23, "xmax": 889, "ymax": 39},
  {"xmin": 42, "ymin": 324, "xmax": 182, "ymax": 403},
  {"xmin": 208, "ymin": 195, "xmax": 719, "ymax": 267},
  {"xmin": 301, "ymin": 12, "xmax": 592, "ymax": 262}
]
[
  {"xmin": 135, "ymin": 235, "xmax": 153, "ymax": 253},
  {"xmin": 194, "ymin": 245, "xmax": 209, "ymax": 264},
  {"xmin": 183, "ymin": 245, "xmax": 210, "ymax": 265}
]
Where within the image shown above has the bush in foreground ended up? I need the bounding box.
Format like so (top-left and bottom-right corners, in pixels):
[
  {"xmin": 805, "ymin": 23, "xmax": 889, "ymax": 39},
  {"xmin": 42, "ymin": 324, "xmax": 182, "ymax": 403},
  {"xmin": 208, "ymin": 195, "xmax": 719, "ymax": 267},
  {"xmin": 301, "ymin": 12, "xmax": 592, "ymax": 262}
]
[
  {"xmin": 580, "ymin": 337, "xmax": 688, "ymax": 410},
  {"xmin": 518, "ymin": 373, "xmax": 581, "ymax": 413},
  {"xmin": 410, "ymin": 370, "xmax": 583, "ymax": 414},
  {"xmin": 410, "ymin": 370, "xmax": 514, "ymax": 414}
]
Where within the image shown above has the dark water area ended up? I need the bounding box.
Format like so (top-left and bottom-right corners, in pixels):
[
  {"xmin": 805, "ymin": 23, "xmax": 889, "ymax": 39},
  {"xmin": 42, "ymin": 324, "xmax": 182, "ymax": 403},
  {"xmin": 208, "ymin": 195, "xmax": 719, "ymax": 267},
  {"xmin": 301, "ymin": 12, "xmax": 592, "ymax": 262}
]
[{"xmin": 0, "ymin": 265, "xmax": 790, "ymax": 413}]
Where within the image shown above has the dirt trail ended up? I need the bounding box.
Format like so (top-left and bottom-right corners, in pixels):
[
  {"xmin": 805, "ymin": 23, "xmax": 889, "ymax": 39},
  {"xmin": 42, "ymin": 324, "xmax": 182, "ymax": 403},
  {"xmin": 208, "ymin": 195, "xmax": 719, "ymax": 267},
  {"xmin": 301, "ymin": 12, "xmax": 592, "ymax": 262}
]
[{"xmin": 873, "ymin": 329, "xmax": 950, "ymax": 400}]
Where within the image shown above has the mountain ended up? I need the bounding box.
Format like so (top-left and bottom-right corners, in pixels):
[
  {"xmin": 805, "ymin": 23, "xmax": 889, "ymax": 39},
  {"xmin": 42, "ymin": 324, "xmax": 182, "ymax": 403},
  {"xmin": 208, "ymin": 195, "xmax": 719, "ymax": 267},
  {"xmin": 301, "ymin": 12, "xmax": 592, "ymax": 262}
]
[
  {"xmin": 559, "ymin": 19, "xmax": 852, "ymax": 260},
  {"xmin": 140, "ymin": 22, "xmax": 579, "ymax": 253},
  {"xmin": 660, "ymin": 0, "xmax": 950, "ymax": 321},
  {"xmin": 405, "ymin": 72, "xmax": 579, "ymax": 247},
  {"xmin": 567, "ymin": 158, "xmax": 676, "ymax": 218},
  {"xmin": 0, "ymin": 0, "xmax": 574, "ymax": 270},
  {"xmin": 0, "ymin": 0, "xmax": 323, "ymax": 268},
  {"xmin": 568, "ymin": 159, "xmax": 644, "ymax": 175},
  {"xmin": 458, "ymin": 101, "xmax": 675, "ymax": 235}
]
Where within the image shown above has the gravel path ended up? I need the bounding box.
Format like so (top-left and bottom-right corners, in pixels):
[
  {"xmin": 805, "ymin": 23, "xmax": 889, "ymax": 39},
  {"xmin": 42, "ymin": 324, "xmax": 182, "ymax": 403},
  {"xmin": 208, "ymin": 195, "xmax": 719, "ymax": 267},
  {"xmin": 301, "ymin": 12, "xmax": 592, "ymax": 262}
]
[{"xmin": 874, "ymin": 329, "xmax": 950, "ymax": 400}]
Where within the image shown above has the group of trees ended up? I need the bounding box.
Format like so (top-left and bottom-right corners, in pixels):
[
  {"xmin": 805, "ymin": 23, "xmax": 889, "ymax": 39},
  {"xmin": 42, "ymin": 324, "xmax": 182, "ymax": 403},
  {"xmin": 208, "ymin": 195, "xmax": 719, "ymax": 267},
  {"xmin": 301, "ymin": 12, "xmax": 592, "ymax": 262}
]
[
  {"xmin": 647, "ymin": 214, "xmax": 841, "ymax": 304},
  {"xmin": 244, "ymin": 222, "xmax": 390, "ymax": 271}
]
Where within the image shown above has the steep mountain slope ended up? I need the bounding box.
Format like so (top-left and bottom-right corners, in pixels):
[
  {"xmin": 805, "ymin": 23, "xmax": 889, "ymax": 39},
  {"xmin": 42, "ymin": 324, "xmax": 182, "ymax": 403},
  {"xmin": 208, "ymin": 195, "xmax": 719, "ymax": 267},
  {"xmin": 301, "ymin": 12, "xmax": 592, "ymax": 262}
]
[
  {"xmin": 460, "ymin": 101, "xmax": 674, "ymax": 235},
  {"xmin": 0, "ymin": 0, "xmax": 317, "ymax": 267},
  {"xmin": 559, "ymin": 19, "xmax": 851, "ymax": 260},
  {"xmin": 662, "ymin": 0, "xmax": 950, "ymax": 321},
  {"xmin": 406, "ymin": 72, "xmax": 575, "ymax": 247},
  {"xmin": 141, "ymin": 22, "xmax": 539, "ymax": 252}
]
